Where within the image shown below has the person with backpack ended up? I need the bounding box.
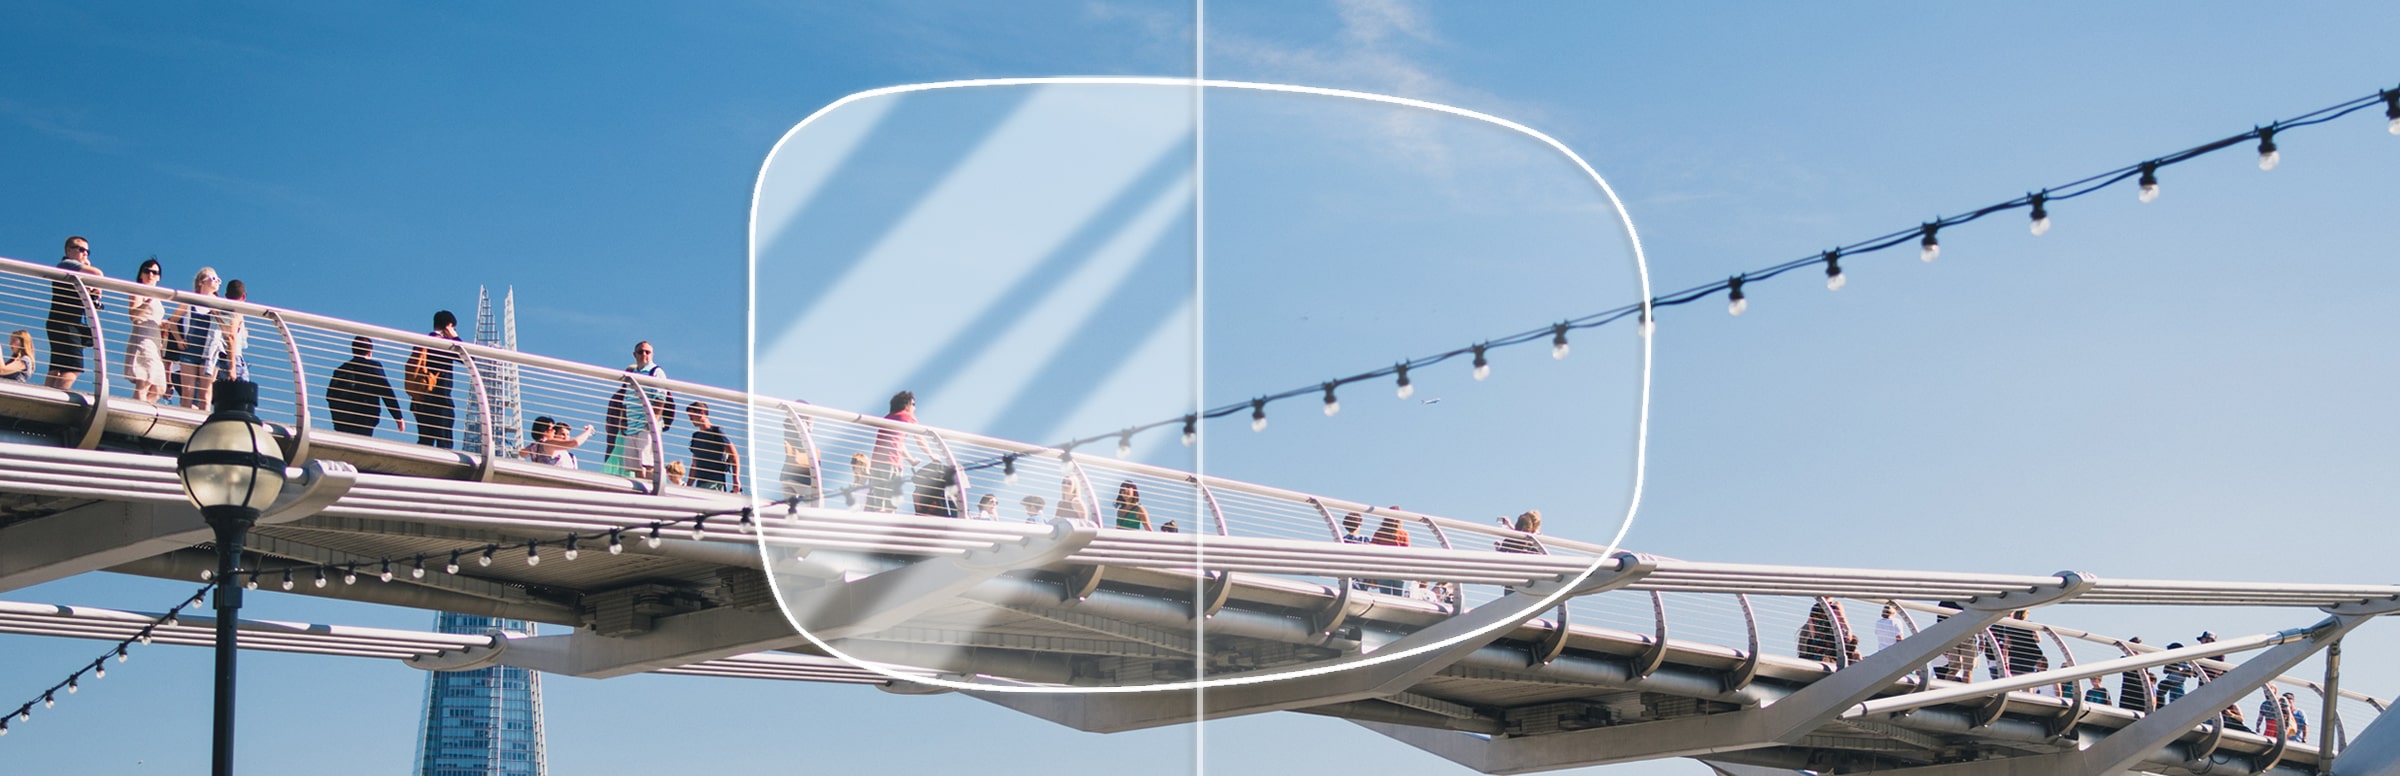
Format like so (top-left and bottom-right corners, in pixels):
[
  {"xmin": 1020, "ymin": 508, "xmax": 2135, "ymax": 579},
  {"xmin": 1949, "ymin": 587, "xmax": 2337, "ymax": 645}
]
[
  {"xmin": 602, "ymin": 341, "xmax": 672, "ymax": 478},
  {"xmin": 406, "ymin": 310, "xmax": 463, "ymax": 449}
]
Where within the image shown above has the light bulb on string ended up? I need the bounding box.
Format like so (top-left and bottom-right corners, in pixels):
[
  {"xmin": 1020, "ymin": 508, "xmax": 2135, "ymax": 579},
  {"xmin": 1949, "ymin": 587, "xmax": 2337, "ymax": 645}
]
[
  {"xmin": 478, "ymin": 546, "xmax": 495, "ymax": 567},
  {"xmin": 411, "ymin": 555, "xmax": 426, "ymax": 579},
  {"xmin": 1249, "ymin": 399, "xmax": 1268, "ymax": 432},
  {"xmin": 525, "ymin": 541, "xmax": 541, "ymax": 566},
  {"xmin": 2257, "ymin": 125, "xmax": 2280, "ymax": 170},
  {"xmin": 2133, "ymin": 161, "xmax": 2160, "ymax": 203},
  {"xmin": 1471, "ymin": 344, "xmax": 1490, "ymax": 381},
  {"xmin": 608, "ymin": 529, "xmax": 625, "ymax": 555},
  {"xmin": 1637, "ymin": 309, "xmax": 1654, "ymax": 338},
  {"xmin": 342, "ymin": 563, "xmax": 358, "ymax": 585},
  {"xmin": 313, "ymin": 568, "xmax": 327, "ymax": 588},
  {"xmin": 1823, "ymin": 250, "xmax": 1846, "ymax": 291},
  {"xmin": 95, "ymin": 661, "xmax": 107, "ymax": 678},
  {"xmin": 67, "ymin": 677, "xmax": 77, "ymax": 695},
  {"xmin": 2028, "ymin": 192, "xmax": 2051, "ymax": 236},
  {"xmin": 280, "ymin": 569, "xmax": 294, "ymax": 590},
  {"xmin": 115, "ymin": 645, "xmax": 126, "ymax": 663},
  {"xmin": 2385, "ymin": 89, "xmax": 2400, "ymax": 135},
  {"xmin": 1001, "ymin": 454, "xmax": 1018, "ymax": 485},
  {"xmin": 1394, "ymin": 363, "xmax": 1414, "ymax": 399},
  {"xmin": 1919, "ymin": 223, "xmax": 1940, "ymax": 262},
  {"xmin": 244, "ymin": 573, "xmax": 258, "ymax": 591},
  {"xmin": 689, "ymin": 516, "xmax": 708, "ymax": 541},
  {"xmin": 1116, "ymin": 431, "xmax": 1134, "ymax": 457},
  {"xmin": 444, "ymin": 551, "xmax": 461, "ymax": 575},
  {"xmin": 739, "ymin": 507, "xmax": 757, "ymax": 533},
  {"xmin": 379, "ymin": 559, "xmax": 395, "ymax": 582},
  {"xmin": 1550, "ymin": 324, "xmax": 1570, "ymax": 360},
  {"xmin": 138, "ymin": 629, "xmax": 152, "ymax": 645},
  {"xmin": 17, "ymin": 707, "xmax": 29, "ymax": 722},
  {"xmin": 42, "ymin": 692, "xmax": 53, "ymax": 709},
  {"xmin": 1321, "ymin": 383, "xmax": 1340, "ymax": 417},
  {"xmin": 645, "ymin": 525, "xmax": 663, "ymax": 549},
  {"xmin": 1180, "ymin": 415, "xmax": 1196, "ymax": 447},
  {"xmin": 563, "ymin": 534, "xmax": 580, "ymax": 561},
  {"xmin": 200, "ymin": 568, "xmax": 213, "ymax": 582},
  {"xmin": 1727, "ymin": 275, "xmax": 1748, "ymax": 316}
]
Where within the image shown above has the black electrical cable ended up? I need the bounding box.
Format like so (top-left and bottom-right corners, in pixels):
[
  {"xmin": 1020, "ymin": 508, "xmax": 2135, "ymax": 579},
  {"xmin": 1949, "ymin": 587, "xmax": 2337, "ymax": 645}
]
[{"xmin": 1021, "ymin": 84, "xmax": 2397, "ymax": 458}]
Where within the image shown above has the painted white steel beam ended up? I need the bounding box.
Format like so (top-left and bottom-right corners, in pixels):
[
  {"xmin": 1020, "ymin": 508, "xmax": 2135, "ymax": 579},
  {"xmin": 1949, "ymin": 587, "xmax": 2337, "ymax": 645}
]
[
  {"xmin": 1352, "ymin": 574, "xmax": 2096, "ymax": 774},
  {"xmin": 964, "ymin": 556, "xmax": 1658, "ymax": 732},
  {"xmin": 0, "ymin": 460, "xmax": 355, "ymax": 593},
  {"xmin": 500, "ymin": 521, "xmax": 1094, "ymax": 678}
]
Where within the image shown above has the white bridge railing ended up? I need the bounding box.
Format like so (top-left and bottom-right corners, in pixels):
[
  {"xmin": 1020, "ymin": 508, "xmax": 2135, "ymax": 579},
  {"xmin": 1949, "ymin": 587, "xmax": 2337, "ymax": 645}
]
[{"xmin": 0, "ymin": 254, "xmax": 2390, "ymax": 753}]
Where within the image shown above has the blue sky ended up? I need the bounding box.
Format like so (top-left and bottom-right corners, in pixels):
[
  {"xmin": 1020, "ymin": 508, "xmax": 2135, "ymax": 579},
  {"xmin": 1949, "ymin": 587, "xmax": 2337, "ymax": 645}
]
[{"xmin": 4, "ymin": 2, "xmax": 2399, "ymax": 774}]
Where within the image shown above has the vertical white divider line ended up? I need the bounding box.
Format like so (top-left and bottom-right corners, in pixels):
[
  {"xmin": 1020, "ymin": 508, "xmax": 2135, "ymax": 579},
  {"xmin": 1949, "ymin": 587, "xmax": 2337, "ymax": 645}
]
[{"xmin": 1191, "ymin": 1, "xmax": 1210, "ymax": 773}]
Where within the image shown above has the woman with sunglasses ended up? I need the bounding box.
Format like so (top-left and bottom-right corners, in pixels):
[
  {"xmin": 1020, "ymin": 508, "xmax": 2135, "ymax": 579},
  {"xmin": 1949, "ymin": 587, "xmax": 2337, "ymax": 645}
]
[
  {"xmin": 165, "ymin": 268, "xmax": 221, "ymax": 409},
  {"xmin": 123, "ymin": 258, "xmax": 168, "ymax": 403}
]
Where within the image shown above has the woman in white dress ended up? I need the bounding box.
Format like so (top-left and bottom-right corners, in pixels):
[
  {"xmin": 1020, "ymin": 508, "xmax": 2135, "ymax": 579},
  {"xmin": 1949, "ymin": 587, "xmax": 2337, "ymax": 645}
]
[{"xmin": 122, "ymin": 258, "xmax": 167, "ymax": 403}]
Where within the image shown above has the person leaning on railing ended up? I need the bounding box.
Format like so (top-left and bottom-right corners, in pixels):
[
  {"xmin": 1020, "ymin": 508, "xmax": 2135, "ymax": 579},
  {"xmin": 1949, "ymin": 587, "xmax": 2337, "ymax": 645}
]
[
  {"xmin": 684, "ymin": 400, "xmax": 740, "ymax": 492},
  {"xmin": 1112, "ymin": 481, "xmax": 1150, "ymax": 530},
  {"xmin": 520, "ymin": 416, "xmax": 592, "ymax": 468},
  {"xmin": 1494, "ymin": 509, "xmax": 1542, "ymax": 553},
  {"xmin": 1, "ymin": 329, "xmax": 35, "ymax": 383},
  {"xmin": 1366, "ymin": 517, "xmax": 1410, "ymax": 595},
  {"xmin": 164, "ymin": 267, "xmax": 221, "ymax": 410},
  {"xmin": 603, "ymin": 340, "xmax": 673, "ymax": 478},
  {"xmin": 326, "ymin": 335, "xmax": 406, "ymax": 436},
  {"xmin": 866, "ymin": 390, "xmax": 932, "ymax": 511},
  {"xmin": 122, "ymin": 257, "xmax": 168, "ymax": 403},
  {"xmin": 1798, "ymin": 599, "xmax": 1860, "ymax": 664},
  {"xmin": 44, "ymin": 236, "xmax": 103, "ymax": 391},
  {"xmin": 207, "ymin": 279, "xmax": 252, "ymax": 381}
]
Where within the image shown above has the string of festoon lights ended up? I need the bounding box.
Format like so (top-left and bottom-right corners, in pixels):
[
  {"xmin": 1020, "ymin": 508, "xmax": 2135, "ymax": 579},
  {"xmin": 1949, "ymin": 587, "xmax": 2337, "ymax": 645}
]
[
  {"xmin": 2, "ymin": 582, "xmax": 213, "ymax": 739},
  {"xmin": 1001, "ymin": 83, "xmax": 2400, "ymax": 465},
  {"xmin": 2, "ymin": 505, "xmax": 754, "ymax": 740}
]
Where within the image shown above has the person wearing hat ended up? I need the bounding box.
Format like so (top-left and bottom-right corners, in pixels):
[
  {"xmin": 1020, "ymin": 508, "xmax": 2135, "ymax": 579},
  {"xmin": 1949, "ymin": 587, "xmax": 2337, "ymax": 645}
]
[{"xmin": 406, "ymin": 310, "xmax": 463, "ymax": 448}]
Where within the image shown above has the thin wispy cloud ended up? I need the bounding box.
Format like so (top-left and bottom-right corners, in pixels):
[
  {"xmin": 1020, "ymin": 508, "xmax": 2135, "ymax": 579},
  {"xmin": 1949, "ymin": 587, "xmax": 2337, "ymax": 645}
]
[
  {"xmin": 0, "ymin": 97, "xmax": 119, "ymax": 152},
  {"xmin": 1332, "ymin": 0, "xmax": 1441, "ymax": 46},
  {"xmin": 1201, "ymin": 0, "xmax": 1573, "ymax": 204},
  {"xmin": 1082, "ymin": 1, "xmax": 1189, "ymax": 44}
]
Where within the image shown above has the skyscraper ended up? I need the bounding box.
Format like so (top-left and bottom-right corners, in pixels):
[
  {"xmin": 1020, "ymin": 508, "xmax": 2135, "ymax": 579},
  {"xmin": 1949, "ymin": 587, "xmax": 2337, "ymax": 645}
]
[
  {"xmin": 418, "ymin": 288, "xmax": 544, "ymax": 776},
  {"xmin": 464, "ymin": 286, "xmax": 523, "ymax": 455},
  {"xmin": 413, "ymin": 614, "xmax": 546, "ymax": 776}
]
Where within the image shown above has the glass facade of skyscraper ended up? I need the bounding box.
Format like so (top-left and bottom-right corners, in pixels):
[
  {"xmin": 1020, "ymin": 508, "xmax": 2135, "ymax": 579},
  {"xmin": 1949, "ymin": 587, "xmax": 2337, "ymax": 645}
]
[{"xmin": 414, "ymin": 613, "xmax": 545, "ymax": 776}]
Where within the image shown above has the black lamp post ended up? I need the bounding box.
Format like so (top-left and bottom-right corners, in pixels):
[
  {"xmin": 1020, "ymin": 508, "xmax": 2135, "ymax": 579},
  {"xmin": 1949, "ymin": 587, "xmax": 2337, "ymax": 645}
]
[{"xmin": 175, "ymin": 380, "xmax": 287, "ymax": 776}]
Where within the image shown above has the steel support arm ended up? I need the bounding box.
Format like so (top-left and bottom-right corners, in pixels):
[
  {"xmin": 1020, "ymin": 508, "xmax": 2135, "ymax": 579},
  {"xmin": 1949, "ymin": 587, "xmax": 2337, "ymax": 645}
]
[
  {"xmin": 0, "ymin": 461, "xmax": 354, "ymax": 593},
  {"xmin": 968, "ymin": 554, "xmax": 1658, "ymax": 733},
  {"xmin": 1355, "ymin": 574, "xmax": 2094, "ymax": 774},
  {"xmin": 501, "ymin": 520, "xmax": 1094, "ymax": 678}
]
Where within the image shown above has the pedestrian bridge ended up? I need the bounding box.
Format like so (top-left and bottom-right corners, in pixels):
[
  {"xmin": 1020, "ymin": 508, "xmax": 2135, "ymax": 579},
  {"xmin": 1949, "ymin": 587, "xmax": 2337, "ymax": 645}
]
[{"xmin": 2, "ymin": 255, "xmax": 2396, "ymax": 776}]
